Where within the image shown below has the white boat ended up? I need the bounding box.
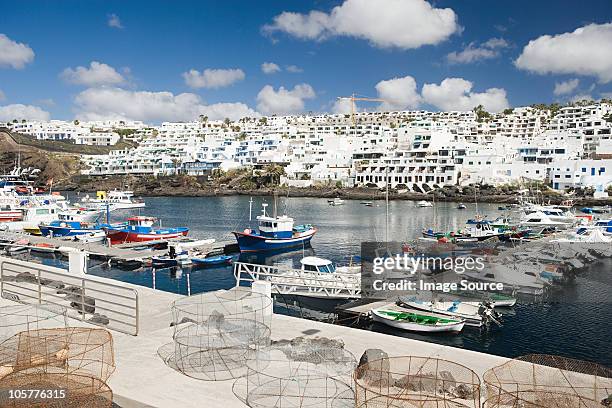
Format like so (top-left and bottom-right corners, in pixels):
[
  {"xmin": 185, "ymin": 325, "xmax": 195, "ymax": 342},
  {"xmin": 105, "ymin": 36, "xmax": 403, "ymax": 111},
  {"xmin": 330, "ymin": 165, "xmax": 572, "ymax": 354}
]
[
  {"xmin": 523, "ymin": 205, "xmax": 577, "ymax": 225},
  {"xmin": 416, "ymin": 200, "xmax": 433, "ymax": 208},
  {"xmin": 328, "ymin": 198, "xmax": 345, "ymax": 206},
  {"xmin": 371, "ymin": 308, "xmax": 465, "ymax": 333},
  {"xmin": 462, "ymin": 260, "xmax": 548, "ymax": 295},
  {"xmin": 0, "ymin": 205, "xmax": 65, "ymax": 231},
  {"xmin": 399, "ymin": 297, "xmax": 490, "ymax": 327},
  {"xmin": 74, "ymin": 230, "xmax": 107, "ymax": 243},
  {"xmin": 78, "ymin": 190, "xmax": 145, "ymax": 211},
  {"xmin": 519, "ymin": 211, "xmax": 571, "ymax": 232}
]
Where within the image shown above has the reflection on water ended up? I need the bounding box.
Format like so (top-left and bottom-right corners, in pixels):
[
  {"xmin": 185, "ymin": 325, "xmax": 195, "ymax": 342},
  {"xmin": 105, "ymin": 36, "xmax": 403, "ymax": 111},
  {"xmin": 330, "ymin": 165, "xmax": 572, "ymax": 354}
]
[{"xmin": 20, "ymin": 195, "xmax": 612, "ymax": 366}]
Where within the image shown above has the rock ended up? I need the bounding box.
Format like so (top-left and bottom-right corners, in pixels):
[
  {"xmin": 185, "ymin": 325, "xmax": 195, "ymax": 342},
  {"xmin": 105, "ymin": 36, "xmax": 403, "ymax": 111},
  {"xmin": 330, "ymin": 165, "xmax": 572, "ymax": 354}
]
[{"xmin": 89, "ymin": 313, "xmax": 110, "ymax": 325}]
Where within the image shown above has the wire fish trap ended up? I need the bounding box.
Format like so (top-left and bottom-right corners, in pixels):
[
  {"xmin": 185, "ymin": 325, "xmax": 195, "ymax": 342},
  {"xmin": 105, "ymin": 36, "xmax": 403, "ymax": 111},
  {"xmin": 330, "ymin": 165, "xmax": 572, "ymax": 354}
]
[
  {"xmin": 483, "ymin": 354, "xmax": 612, "ymax": 403},
  {"xmin": 159, "ymin": 288, "xmax": 272, "ymax": 381},
  {"xmin": 354, "ymin": 356, "xmax": 481, "ymax": 408},
  {"xmin": 233, "ymin": 339, "xmax": 357, "ymax": 408},
  {"xmin": 0, "ymin": 368, "xmax": 113, "ymax": 408},
  {"xmin": 0, "ymin": 327, "xmax": 115, "ymax": 383},
  {"xmin": 0, "ymin": 304, "xmax": 67, "ymax": 342},
  {"xmin": 483, "ymin": 390, "xmax": 602, "ymax": 408}
]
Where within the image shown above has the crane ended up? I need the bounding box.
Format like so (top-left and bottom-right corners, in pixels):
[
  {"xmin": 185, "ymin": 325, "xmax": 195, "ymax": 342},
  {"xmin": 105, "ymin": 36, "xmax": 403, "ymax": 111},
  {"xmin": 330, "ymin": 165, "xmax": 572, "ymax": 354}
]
[{"xmin": 337, "ymin": 93, "xmax": 386, "ymax": 126}]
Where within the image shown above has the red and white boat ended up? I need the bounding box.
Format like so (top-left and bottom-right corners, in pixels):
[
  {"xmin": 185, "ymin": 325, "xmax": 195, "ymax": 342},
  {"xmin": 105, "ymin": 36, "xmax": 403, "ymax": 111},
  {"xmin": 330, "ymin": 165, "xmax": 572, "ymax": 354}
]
[
  {"xmin": 0, "ymin": 208, "xmax": 22, "ymax": 222},
  {"xmin": 104, "ymin": 216, "xmax": 189, "ymax": 244}
]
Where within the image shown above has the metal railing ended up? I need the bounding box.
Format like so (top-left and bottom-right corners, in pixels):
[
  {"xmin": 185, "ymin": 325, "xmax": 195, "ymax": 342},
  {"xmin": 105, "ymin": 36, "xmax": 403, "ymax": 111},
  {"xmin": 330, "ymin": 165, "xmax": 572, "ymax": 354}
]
[
  {"xmin": 0, "ymin": 257, "xmax": 139, "ymax": 335},
  {"xmin": 234, "ymin": 262, "xmax": 361, "ymax": 299}
]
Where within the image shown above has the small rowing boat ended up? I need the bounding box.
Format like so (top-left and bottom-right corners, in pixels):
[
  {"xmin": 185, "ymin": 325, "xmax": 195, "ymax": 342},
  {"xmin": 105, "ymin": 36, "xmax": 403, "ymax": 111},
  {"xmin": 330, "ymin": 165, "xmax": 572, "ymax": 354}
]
[
  {"xmin": 191, "ymin": 255, "xmax": 233, "ymax": 267},
  {"xmin": 371, "ymin": 309, "xmax": 465, "ymax": 333}
]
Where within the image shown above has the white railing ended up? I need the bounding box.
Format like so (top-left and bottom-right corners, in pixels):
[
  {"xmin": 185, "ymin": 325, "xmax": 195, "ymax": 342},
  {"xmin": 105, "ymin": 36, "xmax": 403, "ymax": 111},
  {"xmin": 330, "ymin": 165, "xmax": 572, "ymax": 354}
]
[
  {"xmin": 0, "ymin": 257, "xmax": 139, "ymax": 335},
  {"xmin": 234, "ymin": 262, "xmax": 361, "ymax": 299}
]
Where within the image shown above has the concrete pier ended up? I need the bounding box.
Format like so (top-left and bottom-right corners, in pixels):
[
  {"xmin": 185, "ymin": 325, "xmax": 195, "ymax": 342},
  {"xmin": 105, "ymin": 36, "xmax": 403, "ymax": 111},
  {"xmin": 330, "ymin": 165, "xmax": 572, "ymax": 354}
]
[{"xmin": 0, "ymin": 258, "xmax": 509, "ymax": 408}]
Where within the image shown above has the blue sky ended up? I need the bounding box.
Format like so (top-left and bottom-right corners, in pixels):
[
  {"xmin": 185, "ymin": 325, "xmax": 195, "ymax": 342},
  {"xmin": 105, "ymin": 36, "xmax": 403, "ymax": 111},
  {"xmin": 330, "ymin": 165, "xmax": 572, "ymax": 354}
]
[{"xmin": 0, "ymin": 0, "xmax": 611, "ymax": 122}]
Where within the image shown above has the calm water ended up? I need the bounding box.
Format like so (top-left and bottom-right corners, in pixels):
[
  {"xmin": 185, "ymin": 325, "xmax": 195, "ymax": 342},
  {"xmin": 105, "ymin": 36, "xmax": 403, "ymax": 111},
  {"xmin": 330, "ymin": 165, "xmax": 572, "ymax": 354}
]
[{"xmin": 41, "ymin": 195, "xmax": 612, "ymax": 366}]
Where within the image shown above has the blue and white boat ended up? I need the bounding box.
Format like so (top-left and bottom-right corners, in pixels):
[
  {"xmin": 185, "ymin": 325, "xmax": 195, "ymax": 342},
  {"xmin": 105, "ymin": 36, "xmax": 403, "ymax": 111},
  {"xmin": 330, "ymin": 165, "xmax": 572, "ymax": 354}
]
[
  {"xmin": 39, "ymin": 220, "xmax": 105, "ymax": 237},
  {"xmin": 232, "ymin": 203, "xmax": 316, "ymax": 252}
]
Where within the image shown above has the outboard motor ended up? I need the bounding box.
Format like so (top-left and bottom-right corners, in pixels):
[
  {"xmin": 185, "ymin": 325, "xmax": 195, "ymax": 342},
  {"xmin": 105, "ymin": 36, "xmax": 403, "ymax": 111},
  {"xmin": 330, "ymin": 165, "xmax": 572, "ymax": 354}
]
[{"xmin": 478, "ymin": 301, "xmax": 502, "ymax": 327}]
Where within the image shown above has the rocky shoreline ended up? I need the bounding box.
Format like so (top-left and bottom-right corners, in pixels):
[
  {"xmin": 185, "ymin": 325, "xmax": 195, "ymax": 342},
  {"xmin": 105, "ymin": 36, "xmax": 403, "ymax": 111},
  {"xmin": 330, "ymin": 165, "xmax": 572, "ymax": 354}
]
[{"xmin": 57, "ymin": 175, "xmax": 612, "ymax": 206}]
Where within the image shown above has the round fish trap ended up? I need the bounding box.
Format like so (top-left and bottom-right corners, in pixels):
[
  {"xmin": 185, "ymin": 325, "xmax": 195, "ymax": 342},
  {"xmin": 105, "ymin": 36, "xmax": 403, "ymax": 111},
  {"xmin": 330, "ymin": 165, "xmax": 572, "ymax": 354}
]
[
  {"xmin": 171, "ymin": 288, "xmax": 272, "ymax": 336},
  {"xmin": 172, "ymin": 318, "xmax": 270, "ymax": 381},
  {"xmin": 163, "ymin": 288, "xmax": 272, "ymax": 381},
  {"xmin": 233, "ymin": 340, "xmax": 357, "ymax": 408},
  {"xmin": 483, "ymin": 354, "xmax": 612, "ymax": 402},
  {"xmin": 483, "ymin": 390, "xmax": 602, "ymax": 408},
  {"xmin": 354, "ymin": 356, "xmax": 481, "ymax": 408},
  {"xmin": 0, "ymin": 304, "xmax": 67, "ymax": 342},
  {"xmin": 0, "ymin": 327, "xmax": 115, "ymax": 383},
  {"xmin": 0, "ymin": 367, "xmax": 112, "ymax": 408}
]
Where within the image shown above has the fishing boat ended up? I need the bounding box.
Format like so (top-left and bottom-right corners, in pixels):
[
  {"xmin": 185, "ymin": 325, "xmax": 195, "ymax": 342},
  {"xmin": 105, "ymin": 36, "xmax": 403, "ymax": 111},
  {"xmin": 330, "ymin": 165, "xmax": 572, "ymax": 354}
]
[
  {"xmin": 232, "ymin": 203, "xmax": 316, "ymax": 252},
  {"xmin": 104, "ymin": 216, "xmax": 189, "ymax": 244},
  {"xmin": 422, "ymin": 218, "xmax": 509, "ymax": 242},
  {"xmin": 191, "ymin": 254, "xmax": 233, "ymax": 267},
  {"xmin": 456, "ymin": 203, "xmax": 467, "ymax": 210},
  {"xmin": 39, "ymin": 219, "xmax": 110, "ymax": 237},
  {"xmin": 416, "ymin": 200, "xmax": 433, "ymax": 208},
  {"xmin": 398, "ymin": 296, "xmax": 499, "ymax": 327},
  {"xmin": 328, "ymin": 198, "xmax": 345, "ymax": 206},
  {"xmin": 360, "ymin": 201, "xmax": 373, "ymax": 207},
  {"xmin": 74, "ymin": 230, "xmax": 107, "ymax": 243},
  {"xmin": 30, "ymin": 242, "xmax": 56, "ymax": 254},
  {"xmin": 371, "ymin": 309, "xmax": 465, "ymax": 333},
  {"xmin": 79, "ymin": 190, "xmax": 145, "ymax": 211},
  {"xmin": 0, "ymin": 205, "xmax": 22, "ymax": 222}
]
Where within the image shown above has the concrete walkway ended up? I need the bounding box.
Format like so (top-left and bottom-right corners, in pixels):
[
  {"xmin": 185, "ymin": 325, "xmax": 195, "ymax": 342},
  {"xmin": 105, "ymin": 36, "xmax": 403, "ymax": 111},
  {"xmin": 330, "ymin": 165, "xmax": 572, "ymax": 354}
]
[{"xmin": 0, "ymin": 262, "xmax": 509, "ymax": 408}]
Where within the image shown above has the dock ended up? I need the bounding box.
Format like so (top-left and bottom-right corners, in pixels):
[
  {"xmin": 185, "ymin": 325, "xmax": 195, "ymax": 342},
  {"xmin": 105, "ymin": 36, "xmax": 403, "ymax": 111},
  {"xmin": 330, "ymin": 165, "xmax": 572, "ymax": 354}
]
[{"xmin": 0, "ymin": 231, "xmax": 239, "ymax": 261}]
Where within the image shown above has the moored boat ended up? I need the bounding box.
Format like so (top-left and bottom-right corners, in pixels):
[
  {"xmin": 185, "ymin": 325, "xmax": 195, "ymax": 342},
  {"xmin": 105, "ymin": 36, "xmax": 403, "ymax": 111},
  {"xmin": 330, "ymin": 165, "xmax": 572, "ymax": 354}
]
[
  {"xmin": 371, "ymin": 309, "xmax": 465, "ymax": 333},
  {"xmin": 191, "ymin": 254, "xmax": 233, "ymax": 267},
  {"xmin": 104, "ymin": 216, "xmax": 189, "ymax": 244},
  {"xmin": 416, "ymin": 200, "xmax": 433, "ymax": 208},
  {"xmin": 232, "ymin": 204, "xmax": 316, "ymax": 252}
]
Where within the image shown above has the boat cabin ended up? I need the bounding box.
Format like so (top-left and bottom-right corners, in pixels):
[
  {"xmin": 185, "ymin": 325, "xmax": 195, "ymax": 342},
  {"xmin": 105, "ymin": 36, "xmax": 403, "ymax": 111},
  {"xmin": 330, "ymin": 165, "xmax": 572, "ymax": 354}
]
[
  {"xmin": 300, "ymin": 257, "xmax": 337, "ymax": 273},
  {"xmin": 594, "ymin": 219, "xmax": 612, "ymax": 233},
  {"xmin": 126, "ymin": 216, "xmax": 156, "ymax": 230},
  {"xmin": 256, "ymin": 215, "xmax": 294, "ymax": 238}
]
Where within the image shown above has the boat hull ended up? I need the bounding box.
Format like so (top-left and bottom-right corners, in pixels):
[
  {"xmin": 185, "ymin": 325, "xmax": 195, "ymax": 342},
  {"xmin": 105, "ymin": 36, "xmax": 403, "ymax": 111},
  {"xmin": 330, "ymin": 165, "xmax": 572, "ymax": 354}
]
[
  {"xmin": 105, "ymin": 229, "xmax": 188, "ymax": 244},
  {"xmin": 371, "ymin": 310, "xmax": 464, "ymax": 333},
  {"xmin": 232, "ymin": 229, "xmax": 316, "ymax": 252},
  {"xmin": 0, "ymin": 211, "xmax": 22, "ymax": 222},
  {"xmin": 191, "ymin": 255, "xmax": 233, "ymax": 267}
]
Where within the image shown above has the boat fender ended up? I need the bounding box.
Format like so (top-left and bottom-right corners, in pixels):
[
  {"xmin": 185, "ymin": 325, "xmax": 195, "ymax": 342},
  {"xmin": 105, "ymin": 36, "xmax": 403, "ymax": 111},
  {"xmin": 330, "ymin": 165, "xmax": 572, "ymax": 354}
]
[{"xmin": 244, "ymin": 228, "xmax": 251, "ymax": 234}]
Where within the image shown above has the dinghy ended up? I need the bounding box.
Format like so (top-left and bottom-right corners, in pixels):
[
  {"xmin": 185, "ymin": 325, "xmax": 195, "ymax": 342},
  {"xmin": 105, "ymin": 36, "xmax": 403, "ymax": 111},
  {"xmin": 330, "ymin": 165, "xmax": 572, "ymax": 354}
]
[
  {"xmin": 371, "ymin": 309, "xmax": 465, "ymax": 333},
  {"xmin": 191, "ymin": 255, "xmax": 233, "ymax": 267}
]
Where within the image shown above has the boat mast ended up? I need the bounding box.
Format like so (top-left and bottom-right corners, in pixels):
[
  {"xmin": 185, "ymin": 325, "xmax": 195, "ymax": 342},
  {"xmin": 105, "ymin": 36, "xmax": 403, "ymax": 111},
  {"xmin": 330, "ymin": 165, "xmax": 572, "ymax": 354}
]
[{"xmin": 385, "ymin": 162, "xmax": 389, "ymax": 243}]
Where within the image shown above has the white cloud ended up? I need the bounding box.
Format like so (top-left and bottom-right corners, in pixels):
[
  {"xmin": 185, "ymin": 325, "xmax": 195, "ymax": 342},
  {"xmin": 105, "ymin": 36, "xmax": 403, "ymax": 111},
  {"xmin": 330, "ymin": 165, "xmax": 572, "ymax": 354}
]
[
  {"xmin": 60, "ymin": 61, "xmax": 125, "ymax": 86},
  {"xmin": 0, "ymin": 104, "xmax": 50, "ymax": 122},
  {"xmin": 515, "ymin": 23, "xmax": 612, "ymax": 83},
  {"xmin": 107, "ymin": 14, "xmax": 123, "ymax": 29},
  {"xmin": 286, "ymin": 65, "xmax": 303, "ymax": 73},
  {"xmin": 0, "ymin": 34, "xmax": 35, "ymax": 69},
  {"xmin": 570, "ymin": 93, "xmax": 595, "ymax": 103},
  {"xmin": 375, "ymin": 76, "xmax": 422, "ymax": 110},
  {"xmin": 74, "ymin": 87, "xmax": 258, "ymax": 122},
  {"xmin": 256, "ymin": 84, "xmax": 316, "ymax": 115},
  {"xmin": 447, "ymin": 37, "xmax": 509, "ymax": 64},
  {"xmin": 263, "ymin": 0, "xmax": 459, "ymax": 49},
  {"xmin": 421, "ymin": 77, "xmax": 509, "ymax": 112},
  {"xmin": 553, "ymin": 79, "xmax": 580, "ymax": 96},
  {"xmin": 332, "ymin": 98, "xmax": 356, "ymax": 114},
  {"xmin": 182, "ymin": 68, "xmax": 245, "ymax": 89},
  {"xmin": 261, "ymin": 62, "xmax": 281, "ymax": 74}
]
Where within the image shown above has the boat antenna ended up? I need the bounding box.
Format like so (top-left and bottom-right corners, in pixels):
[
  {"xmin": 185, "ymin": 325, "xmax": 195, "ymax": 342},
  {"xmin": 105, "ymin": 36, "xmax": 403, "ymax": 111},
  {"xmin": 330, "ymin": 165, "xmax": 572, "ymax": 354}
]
[
  {"xmin": 273, "ymin": 191, "xmax": 278, "ymax": 218},
  {"xmin": 249, "ymin": 196, "xmax": 253, "ymax": 222}
]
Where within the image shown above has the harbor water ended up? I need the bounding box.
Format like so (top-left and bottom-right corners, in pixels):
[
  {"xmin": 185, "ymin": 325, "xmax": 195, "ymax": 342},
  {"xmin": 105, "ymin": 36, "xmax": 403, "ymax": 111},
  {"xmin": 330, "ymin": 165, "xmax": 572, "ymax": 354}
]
[{"xmin": 32, "ymin": 195, "xmax": 612, "ymax": 366}]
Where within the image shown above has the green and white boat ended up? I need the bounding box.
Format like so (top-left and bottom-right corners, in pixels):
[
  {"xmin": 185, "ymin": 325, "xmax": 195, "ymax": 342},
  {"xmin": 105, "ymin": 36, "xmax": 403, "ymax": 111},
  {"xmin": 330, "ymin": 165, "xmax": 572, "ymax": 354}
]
[{"xmin": 371, "ymin": 309, "xmax": 465, "ymax": 333}]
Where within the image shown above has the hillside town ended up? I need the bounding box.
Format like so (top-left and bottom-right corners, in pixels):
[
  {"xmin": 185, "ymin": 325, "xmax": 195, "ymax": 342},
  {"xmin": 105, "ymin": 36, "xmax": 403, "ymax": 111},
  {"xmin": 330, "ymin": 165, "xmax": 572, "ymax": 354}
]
[{"xmin": 3, "ymin": 100, "xmax": 612, "ymax": 195}]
